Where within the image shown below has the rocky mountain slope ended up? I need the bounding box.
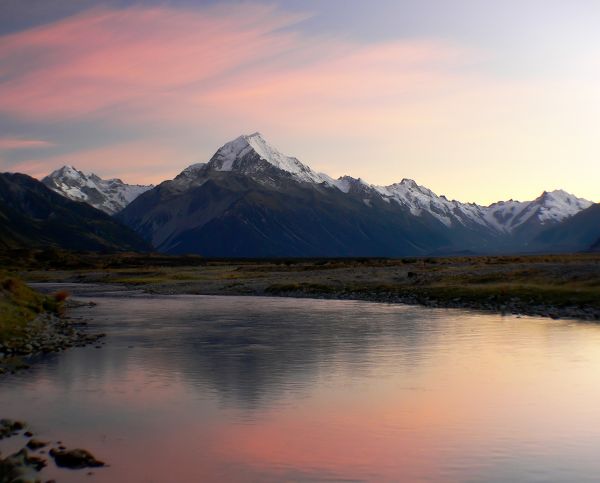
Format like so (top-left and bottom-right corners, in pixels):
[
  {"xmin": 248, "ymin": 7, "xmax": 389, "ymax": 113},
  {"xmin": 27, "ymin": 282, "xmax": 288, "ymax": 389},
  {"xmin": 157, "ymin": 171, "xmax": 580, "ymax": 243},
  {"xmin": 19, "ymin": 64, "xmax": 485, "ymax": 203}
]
[
  {"xmin": 42, "ymin": 165, "xmax": 152, "ymax": 214},
  {"xmin": 0, "ymin": 172, "xmax": 150, "ymax": 252},
  {"xmin": 532, "ymin": 203, "xmax": 600, "ymax": 253}
]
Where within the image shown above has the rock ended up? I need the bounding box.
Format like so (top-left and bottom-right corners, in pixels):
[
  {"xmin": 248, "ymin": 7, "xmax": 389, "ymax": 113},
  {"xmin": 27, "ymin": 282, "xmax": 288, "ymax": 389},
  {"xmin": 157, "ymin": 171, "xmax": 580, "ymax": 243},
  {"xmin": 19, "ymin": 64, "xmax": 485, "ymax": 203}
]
[
  {"xmin": 49, "ymin": 448, "xmax": 104, "ymax": 469},
  {"xmin": 0, "ymin": 419, "xmax": 26, "ymax": 438},
  {"xmin": 26, "ymin": 439, "xmax": 48, "ymax": 450},
  {"xmin": 0, "ymin": 448, "xmax": 46, "ymax": 483}
]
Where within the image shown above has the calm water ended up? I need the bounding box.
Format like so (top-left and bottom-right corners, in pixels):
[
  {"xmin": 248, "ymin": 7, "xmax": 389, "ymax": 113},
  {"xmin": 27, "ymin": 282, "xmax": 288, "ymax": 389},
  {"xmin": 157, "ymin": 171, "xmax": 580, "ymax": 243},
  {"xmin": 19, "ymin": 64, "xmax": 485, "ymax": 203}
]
[{"xmin": 2, "ymin": 287, "xmax": 600, "ymax": 482}]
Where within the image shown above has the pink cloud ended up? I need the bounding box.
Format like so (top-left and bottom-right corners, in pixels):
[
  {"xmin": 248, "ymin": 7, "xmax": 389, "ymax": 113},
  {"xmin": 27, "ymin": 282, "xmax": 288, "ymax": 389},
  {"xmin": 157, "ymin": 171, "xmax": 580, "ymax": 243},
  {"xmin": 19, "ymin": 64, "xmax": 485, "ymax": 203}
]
[
  {"xmin": 0, "ymin": 138, "xmax": 54, "ymax": 150},
  {"xmin": 0, "ymin": 3, "xmax": 479, "ymax": 184},
  {"xmin": 0, "ymin": 4, "xmax": 308, "ymax": 119},
  {"xmin": 0, "ymin": 4, "xmax": 472, "ymax": 125},
  {"xmin": 3, "ymin": 3, "xmax": 594, "ymax": 203}
]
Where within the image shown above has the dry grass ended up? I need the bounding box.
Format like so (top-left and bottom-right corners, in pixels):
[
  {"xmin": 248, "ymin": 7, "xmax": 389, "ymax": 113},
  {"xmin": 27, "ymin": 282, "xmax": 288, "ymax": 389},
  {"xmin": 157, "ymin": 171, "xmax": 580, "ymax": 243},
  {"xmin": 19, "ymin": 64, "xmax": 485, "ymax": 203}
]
[{"xmin": 5, "ymin": 250, "xmax": 600, "ymax": 312}]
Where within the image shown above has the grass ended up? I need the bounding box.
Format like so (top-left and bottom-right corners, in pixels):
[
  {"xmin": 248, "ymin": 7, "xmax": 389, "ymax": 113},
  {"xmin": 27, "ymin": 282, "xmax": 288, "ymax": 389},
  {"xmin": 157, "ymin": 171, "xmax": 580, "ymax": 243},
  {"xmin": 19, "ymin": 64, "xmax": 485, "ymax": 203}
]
[
  {"xmin": 262, "ymin": 257, "xmax": 600, "ymax": 310},
  {"xmin": 265, "ymin": 282, "xmax": 337, "ymax": 294},
  {"xmin": 0, "ymin": 272, "xmax": 64, "ymax": 343},
  {"xmin": 3, "ymin": 249, "xmax": 599, "ymax": 315}
]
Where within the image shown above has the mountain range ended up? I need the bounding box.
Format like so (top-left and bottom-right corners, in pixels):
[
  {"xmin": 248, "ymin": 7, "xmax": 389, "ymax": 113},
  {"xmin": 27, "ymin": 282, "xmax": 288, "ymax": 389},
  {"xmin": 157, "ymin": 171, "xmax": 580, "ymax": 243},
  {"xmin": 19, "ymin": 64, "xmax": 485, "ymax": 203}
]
[
  {"xmin": 3, "ymin": 132, "xmax": 599, "ymax": 256},
  {"xmin": 0, "ymin": 172, "xmax": 149, "ymax": 252},
  {"xmin": 116, "ymin": 133, "xmax": 598, "ymax": 256}
]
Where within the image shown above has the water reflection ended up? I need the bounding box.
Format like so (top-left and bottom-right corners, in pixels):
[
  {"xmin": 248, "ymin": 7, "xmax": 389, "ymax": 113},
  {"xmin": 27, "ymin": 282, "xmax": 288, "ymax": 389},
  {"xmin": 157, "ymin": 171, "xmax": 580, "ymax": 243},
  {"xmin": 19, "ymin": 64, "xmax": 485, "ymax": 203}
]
[
  {"xmin": 32, "ymin": 294, "xmax": 437, "ymax": 409},
  {"xmin": 2, "ymin": 291, "xmax": 600, "ymax": 482}
]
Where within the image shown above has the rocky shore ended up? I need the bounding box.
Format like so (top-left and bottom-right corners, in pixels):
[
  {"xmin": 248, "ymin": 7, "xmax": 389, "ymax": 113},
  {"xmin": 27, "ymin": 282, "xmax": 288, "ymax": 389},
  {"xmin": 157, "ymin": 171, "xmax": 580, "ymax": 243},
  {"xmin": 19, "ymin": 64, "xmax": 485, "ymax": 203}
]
[
  {"xmin": 0, "ymin": 312, "xmax": 104, "ymax": 376},
  {"xmin": 263, "ymin": 288, "xmax": 600, "ymax": 321}
]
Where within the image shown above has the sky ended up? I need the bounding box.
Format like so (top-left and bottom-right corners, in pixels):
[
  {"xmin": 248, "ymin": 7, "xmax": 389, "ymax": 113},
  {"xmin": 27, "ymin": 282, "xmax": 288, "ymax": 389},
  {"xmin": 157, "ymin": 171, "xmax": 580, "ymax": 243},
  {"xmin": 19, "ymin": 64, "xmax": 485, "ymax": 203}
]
[{"xmin": 0, "ymin": 0, "xmax": 598, "ymax": 204}]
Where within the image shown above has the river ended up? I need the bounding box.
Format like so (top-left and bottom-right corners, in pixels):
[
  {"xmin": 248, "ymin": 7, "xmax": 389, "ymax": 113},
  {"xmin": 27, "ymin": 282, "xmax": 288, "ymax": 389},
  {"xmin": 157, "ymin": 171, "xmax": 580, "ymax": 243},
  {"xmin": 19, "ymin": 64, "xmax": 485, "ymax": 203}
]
[{"xmin": 2, "ymin": 286, "xmax": 600, "ymax": 482}]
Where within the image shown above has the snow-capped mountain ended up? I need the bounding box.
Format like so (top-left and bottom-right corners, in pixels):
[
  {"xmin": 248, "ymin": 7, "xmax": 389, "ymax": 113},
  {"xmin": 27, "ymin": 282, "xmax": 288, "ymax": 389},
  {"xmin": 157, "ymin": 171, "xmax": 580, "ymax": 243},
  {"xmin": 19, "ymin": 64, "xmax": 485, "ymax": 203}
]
[
  {"xmin": 42, "ymin": 165, "xmax": 153, "ymax": 214},
  {"xmin": 353, "ymin": 178, "xmax": 591, "ymax": 234},
  {"xmin": 372, "ymin": 179, "xmax": 489, "ymax": 229},
  {"xmin": 173, "ymin": 133, "xmax": 591, "ymax": 234},
  {"xmin": 171, "ymin": 133, "xmax": 335, "ymax": 190},
  {"xmin": 208, "ymin": 132, "xmax": 333, "ymax": 184},
  {"xmin": 117, "ymin": 132, "xmax": 596, "ymax": 256},
  {"xmin": 0, "ymin": 172, "xmax": 149, "ymax": 251}
]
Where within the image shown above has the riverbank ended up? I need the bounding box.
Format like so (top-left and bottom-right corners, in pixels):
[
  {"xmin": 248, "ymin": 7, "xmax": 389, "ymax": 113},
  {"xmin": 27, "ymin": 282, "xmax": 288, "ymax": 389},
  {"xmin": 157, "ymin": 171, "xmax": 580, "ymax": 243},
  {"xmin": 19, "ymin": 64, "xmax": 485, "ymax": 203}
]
[
  {"xmin": 12, "ymin": 252, "xmax": 600, "ymax": 321},
  {"xmin": 0, "ymin": 274, "xmax": 104, "ymax": 376}
]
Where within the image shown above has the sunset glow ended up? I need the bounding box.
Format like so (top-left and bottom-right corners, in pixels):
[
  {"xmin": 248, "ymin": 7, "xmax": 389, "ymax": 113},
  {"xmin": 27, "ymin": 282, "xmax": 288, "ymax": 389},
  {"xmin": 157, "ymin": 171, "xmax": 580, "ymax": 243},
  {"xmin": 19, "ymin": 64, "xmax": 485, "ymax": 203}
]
[{"xmin": 1, "ymin": 1, "xmax": 599, "ymax": 203}]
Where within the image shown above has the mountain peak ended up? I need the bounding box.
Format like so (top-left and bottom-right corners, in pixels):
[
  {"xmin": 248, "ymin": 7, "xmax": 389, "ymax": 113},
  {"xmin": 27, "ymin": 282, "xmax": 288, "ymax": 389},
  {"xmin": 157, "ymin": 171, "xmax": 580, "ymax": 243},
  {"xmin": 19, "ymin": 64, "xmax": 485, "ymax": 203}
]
[
  {"xmin": 529, "ymin": 189, "xmax": 593, "ymax": 223},
  {"xmin": 43, "ymin": 165, "xmax": 153, "ymax": 214},
  {"xmin": 51, "ymin": 165, "xmax": 86, "ymax": 179},
  {"xmin": 207, "ymin": 133, "xmax": 331, "ymax": 185},
  {"xmin": 333, "ymin": 176, "xmax": 371, "ymax": 193},
  {"xmin": 211, "ymin": 132, "xmax": 290, "ymax": 171},
  {"xmin": 400, "ymin": 178, "xmax": 418, "ymax": 188}
]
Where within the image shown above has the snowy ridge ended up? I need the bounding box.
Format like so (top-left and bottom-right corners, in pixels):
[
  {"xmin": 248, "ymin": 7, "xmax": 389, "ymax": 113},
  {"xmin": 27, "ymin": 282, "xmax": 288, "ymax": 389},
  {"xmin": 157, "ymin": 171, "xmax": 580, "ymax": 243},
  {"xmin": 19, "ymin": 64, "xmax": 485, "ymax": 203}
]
[
  {"xmin": 369, "ymin": 178, "xmax": 591, "ymax": 232},
  {"xmin": 173, "ymin": 133, "xmax": 595, "ymax": 233},
  {"xmin": 373, "ymin": 179, "xmax": 477, "ymax": 227},
  {"xmin": 42, "ymin": 165, "xmax": 153, "ymax": 214}
]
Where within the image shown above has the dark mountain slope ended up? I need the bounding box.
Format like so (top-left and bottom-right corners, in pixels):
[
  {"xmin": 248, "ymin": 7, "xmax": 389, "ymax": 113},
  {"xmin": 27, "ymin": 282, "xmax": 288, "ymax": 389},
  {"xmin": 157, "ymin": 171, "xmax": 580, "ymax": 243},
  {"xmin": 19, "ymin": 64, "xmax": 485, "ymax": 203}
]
[
  {"xmin": 0, "ymin": 173, "xmax": 150, "ymax": 251},
  {"xmin": 532, "ymin": 203, "xmax": 600, "ymax": 253},
  {"xmin": 120, "ymin": 172, "xmax": 452, "ymax": 257}
]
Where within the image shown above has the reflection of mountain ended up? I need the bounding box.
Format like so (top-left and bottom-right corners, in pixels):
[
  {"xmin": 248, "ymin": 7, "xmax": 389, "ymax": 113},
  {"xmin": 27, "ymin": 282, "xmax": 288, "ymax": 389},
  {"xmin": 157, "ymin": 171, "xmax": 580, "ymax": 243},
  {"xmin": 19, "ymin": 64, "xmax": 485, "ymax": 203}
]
[
  {"xmin": 155, "ymin": 297, "xmax": 431, "ymax": 409},
  {"xmin": 63, "ymin": 294, "xmax": 432, "ymax": 409}
]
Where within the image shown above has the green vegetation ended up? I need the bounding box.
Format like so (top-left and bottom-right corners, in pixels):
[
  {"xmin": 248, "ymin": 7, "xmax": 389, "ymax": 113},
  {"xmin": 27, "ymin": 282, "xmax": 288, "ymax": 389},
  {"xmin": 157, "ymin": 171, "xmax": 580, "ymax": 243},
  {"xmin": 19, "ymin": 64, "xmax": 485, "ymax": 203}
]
[{"xmin": 0, "ymin": 273, "xmax": 64, "ymax": 342}]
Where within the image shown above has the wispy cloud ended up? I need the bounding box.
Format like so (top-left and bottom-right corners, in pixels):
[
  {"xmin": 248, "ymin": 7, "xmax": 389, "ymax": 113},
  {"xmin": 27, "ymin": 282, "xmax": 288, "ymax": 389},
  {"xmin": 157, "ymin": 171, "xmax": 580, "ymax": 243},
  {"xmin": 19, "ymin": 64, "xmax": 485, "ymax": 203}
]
[
  {"xmin": 0, "ymin": 4, "xmax": 472, "ymax": 176},
  {"xmin": 1, "ymin": 3, "xmax": 597, "ymax": 203},
  {"xmin": 0, "ymin": 3, "xmax": 471, "ymax": 126},
  {"xmin": 0, "ymin": 137, "xmax": 54, "ymax": 150},
  {"xmin": 0, "ymin": 4, "xmax": 309, "ymax": 120}
]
